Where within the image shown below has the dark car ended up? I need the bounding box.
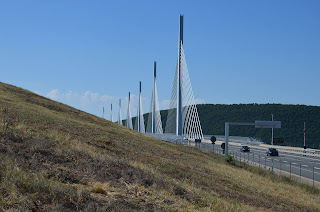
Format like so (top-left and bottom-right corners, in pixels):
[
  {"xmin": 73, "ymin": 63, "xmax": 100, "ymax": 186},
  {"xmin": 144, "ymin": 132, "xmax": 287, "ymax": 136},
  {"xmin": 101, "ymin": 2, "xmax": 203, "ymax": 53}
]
[
  {"xmin": 266, "ymin": 148, "xmax": 279, "ymax": 156},
  {"xmin": 240, "ymin": 145, "xmax": 250, "ymax": 152}
]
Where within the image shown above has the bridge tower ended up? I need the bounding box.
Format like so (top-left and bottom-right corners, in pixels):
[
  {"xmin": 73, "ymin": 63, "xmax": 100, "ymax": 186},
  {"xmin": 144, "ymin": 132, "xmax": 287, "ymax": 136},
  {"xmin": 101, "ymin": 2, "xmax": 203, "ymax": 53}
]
[
  {"xmin": 165, "ymin": 15, "xmax": 203, "ymax": 139},
  {"xmin": 126, "ymin": 92, "xmax": 133, "ymax": 129},
  {"xmin": 134, "ymin": 81, "xmax": 145, "ymax": 133},
  {"xmin": 147, "ymin": 61, "xmax": 163, "ymax": 134},
  {"xmin": 177, "ymin": 15, "xmax": 183, "ymax": 136},
  {"xmin": 117, "ymin": 99, "xmax": 122, "ymax": 125},
  {"xmin": 110, "ymin": 104, "xmax": 113, "ymax": 122}
]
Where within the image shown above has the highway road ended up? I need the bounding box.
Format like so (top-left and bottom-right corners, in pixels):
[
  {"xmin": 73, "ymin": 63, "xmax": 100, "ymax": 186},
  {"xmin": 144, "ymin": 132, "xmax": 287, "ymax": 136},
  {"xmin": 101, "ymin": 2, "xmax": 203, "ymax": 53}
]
[
  {"xmin": 149, "ymin": 133, "xmax": 320, "ymax": 185},
  {"xmin": 198, "ymin": 141, "xmax": 320, "ymax": 184}
]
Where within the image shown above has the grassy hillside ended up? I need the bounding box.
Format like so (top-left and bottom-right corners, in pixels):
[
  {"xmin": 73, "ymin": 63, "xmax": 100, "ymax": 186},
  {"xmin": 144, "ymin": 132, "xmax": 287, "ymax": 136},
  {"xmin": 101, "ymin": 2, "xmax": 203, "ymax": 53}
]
[{"xmin": 1, "ymin": 82, "xmax": 320, "ymax": 211}]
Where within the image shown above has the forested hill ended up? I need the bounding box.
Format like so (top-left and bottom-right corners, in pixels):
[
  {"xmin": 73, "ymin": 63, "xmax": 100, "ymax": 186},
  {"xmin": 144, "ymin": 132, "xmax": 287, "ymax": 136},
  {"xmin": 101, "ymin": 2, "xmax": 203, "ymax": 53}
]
[{"xmin": 157, "ymin": 104, "xmax": 320, "ymax": 149}]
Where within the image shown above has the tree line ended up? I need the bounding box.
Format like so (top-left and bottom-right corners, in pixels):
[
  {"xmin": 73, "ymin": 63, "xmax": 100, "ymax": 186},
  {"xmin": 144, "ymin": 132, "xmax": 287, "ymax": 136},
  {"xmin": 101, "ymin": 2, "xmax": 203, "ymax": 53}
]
[{"xmin": 131, "ymin": 104, "xmax": 320, "ymax": 149}]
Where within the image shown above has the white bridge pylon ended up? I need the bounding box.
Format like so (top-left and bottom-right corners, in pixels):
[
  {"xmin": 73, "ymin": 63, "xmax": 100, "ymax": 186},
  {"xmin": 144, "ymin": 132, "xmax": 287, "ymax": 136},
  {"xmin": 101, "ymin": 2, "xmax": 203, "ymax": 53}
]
[
  {"xmin": 126, "ymin": 92, "xmax": 133, "ymax": 129},
  {"xmin": 165, "ymin": 15, "xmax": 203, "ymax": 140},
  {"xmin": 117, "ymin": 99, "xmax": 122, "ymax": 125},
  {"xmin": 147, "ymin": 61, "xmax": 163, "ymax": 134},
  {"xmin": 134, "ymin": 81, "xmax": 145, "ymax": 133}
]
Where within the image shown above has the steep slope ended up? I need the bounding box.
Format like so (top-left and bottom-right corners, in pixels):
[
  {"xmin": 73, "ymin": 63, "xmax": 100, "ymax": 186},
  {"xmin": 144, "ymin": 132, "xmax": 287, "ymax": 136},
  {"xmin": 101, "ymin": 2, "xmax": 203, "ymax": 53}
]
[{"xmin": 0, "ymin": 82, "xmax": 319, "ymax": 211}]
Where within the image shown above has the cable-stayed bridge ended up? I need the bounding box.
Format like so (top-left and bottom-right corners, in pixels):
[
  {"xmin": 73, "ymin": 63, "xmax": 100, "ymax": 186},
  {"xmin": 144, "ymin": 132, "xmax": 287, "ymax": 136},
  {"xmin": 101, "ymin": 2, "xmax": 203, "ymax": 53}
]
[{"xmin": 110, "ymin": 15, "xmax": 203, "ymax": 140}]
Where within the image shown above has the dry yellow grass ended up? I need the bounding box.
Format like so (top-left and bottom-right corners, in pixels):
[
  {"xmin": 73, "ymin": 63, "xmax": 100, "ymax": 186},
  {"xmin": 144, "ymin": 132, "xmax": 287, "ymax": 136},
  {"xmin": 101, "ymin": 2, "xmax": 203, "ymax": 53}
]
[{"xmin": 0, "ymin": 82, "xmax": 319, "ymax": 211}]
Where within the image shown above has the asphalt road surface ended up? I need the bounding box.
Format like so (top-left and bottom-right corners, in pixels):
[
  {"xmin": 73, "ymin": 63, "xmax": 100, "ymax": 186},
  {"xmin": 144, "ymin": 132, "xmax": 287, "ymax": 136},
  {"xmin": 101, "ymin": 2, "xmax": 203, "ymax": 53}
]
[{"xmin": 198, "ymin": 142, "xmax": 320, "ymax": 183}]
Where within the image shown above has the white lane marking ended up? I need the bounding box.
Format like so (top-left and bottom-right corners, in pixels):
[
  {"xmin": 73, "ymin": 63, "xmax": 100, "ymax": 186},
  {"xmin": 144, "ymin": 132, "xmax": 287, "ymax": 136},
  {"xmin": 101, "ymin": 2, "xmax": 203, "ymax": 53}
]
[
  {"xmin": 229, "ymin": 145, "xmax": 320, "ymax": 163},
  {"xmin": 241, "ymin": 145, "xmax": 311, "ymax": 155},
  {"xmin": 308, "ymin": 162, "xmax": 320, "ymax": 165},
  {"xmin": 281, "ymin": 164, "xmax": 320, "ymax": 174},
  {"xmin": 260, "ymin": 149, "xmax": 318, "ymax": 161},
  {"xmin": 228, "ymin": 146, "xmax": 320, "ymax": 168},
  {"xmin": 228, "ymin": 147, "xmax": 320, "ymax": 179}
]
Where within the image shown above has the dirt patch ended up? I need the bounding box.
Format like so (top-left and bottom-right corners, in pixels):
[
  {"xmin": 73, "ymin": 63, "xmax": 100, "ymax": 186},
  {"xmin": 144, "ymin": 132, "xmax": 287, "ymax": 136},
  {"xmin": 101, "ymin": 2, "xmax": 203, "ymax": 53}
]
[
  {"xmin": 0, "ymin": 136, "xmax": 155, "ymax": 188},
  {"xmin": 0, "ymin": 135, "xmax": 167, "ymax": 211}
]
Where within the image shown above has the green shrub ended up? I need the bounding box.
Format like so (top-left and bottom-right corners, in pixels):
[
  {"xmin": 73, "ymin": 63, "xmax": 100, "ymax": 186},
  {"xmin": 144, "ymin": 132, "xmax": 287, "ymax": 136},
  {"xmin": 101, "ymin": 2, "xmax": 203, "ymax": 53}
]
[{"xmin": 225, "ymin": 154, "xmax": 233, "ymax": 164}]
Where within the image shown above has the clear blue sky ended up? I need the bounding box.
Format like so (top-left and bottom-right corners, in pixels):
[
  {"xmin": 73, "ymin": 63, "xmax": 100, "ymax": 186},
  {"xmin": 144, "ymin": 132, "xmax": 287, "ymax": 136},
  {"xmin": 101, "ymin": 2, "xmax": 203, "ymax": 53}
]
[{"xmin": 1, "ymin": 1, "xmax": 319, "ymax": 117}]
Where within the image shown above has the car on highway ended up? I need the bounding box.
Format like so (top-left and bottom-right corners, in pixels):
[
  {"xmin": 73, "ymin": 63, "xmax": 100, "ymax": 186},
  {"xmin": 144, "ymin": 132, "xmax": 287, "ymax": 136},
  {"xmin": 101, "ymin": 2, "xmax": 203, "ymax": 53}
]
[
  {"xmin": 266, "ymin": 148, "xmax": 279, "ymax": 156},
  {"xmin": 240, "ymin": 145, "xmax": 250, "ymax": 152}
]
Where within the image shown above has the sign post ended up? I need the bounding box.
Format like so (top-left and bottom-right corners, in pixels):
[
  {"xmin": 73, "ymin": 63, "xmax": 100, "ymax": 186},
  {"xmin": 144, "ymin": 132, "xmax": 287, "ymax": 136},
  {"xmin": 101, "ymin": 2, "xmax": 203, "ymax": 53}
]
[
  {"xmin": 303, "ymin": 122, "xmax": 307, "ymax": 156},
  {"xmin": 271, "ymin": 114, "xmax": 274, "ymax": 145},
  {"xmin": 225, "ymin": 123, "xmax": 229, "ymax": 156},
  {"xmin": 303, "ymin": 122, "xmax": 306, "ymax": 149}
]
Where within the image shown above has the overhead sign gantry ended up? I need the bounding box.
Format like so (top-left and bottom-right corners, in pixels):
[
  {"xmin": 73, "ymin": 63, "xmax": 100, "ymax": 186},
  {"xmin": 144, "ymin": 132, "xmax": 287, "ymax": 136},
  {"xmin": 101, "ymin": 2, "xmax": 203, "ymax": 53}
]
[{"xmin": 224, "ymin": 121, "xmax": 281, "ymax": 157}]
